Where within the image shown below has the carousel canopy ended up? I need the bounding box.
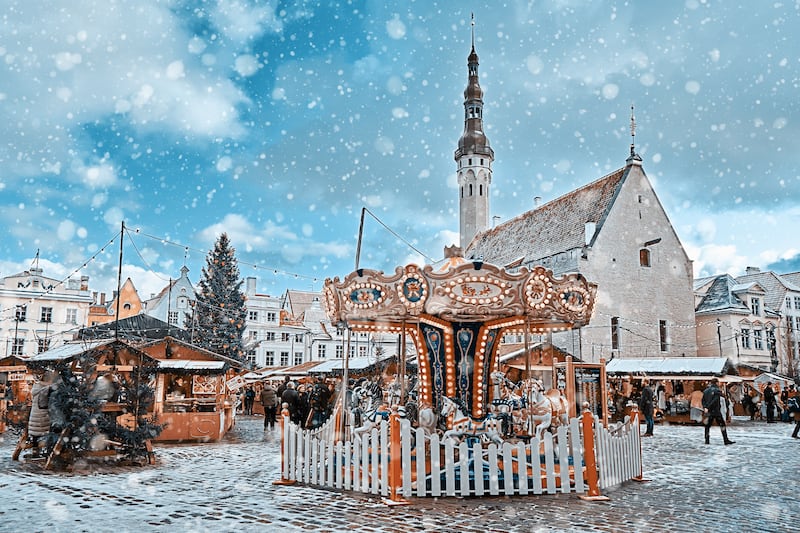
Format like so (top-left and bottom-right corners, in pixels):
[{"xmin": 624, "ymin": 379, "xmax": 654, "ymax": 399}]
[{"xmin": 323, "ymin": 260, "xmax": 596, "ymax": 329}]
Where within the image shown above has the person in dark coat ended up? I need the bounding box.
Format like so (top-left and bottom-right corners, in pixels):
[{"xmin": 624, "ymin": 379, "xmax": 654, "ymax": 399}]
[
  {"xmin": 280, "ymin": 382, "xmax": 301, "ymax": 425},
  {"xmin": 260, "ymin": 383, "xmax": 278, "ymax": 430},
  {"xmin": 763, "ymin": 381, "xmax": 776, "ymax": 423},
  {"xmin": 638, "ymin": 379, "xmax": 655, "ymax": 437},
  {"xmin": 702, "ymin": 378, "xmax": 735, "ymax": 445}
]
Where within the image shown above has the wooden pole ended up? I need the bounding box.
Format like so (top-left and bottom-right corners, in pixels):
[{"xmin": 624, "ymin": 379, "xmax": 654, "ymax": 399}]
[{"xmin": 384, "ymin": 409, "xmax": 409, "ymax": 505}]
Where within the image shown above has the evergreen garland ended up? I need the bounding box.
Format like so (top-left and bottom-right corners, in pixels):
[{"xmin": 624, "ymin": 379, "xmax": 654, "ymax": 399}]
[{"xmin": 193, "ymin": 233, "xmax": 247, "ymax": 363}]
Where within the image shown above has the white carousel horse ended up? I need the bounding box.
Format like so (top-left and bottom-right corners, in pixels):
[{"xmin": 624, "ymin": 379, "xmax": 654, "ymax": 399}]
[
  {"xmin": 440, "ymin": 396, "xmax": 503, "ymax": 446},
  {"xmin": 351, "ymin": 380, "xmax": 388, "ymax": 437},
  {"xmin": 524, "ymin": 379, "xmax": 570, "ymax": 441}
]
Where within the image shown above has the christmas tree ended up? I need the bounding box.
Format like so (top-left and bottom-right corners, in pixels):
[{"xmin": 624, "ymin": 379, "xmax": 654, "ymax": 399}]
[{"xmin": 193, "ymin": 233, "xmax": 247, "ymax": 363}]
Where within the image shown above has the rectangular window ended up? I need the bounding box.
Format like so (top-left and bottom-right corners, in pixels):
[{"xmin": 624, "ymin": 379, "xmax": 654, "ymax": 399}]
[
  {"xmin": 335, "ymin": 345, "xmax": 343, "ymax": 358},
  {"xmin": 280, "ymin": 351, "xmax": 289, "ymax": 366},
  {"xmin": 659, "ymin": 320, "xmax": 669, "ymax": 352},
  {"xmin": 168, "ymin": 310, "xmax": 179, "ymax": 325},
  {"xmin": 66, "ymin": 308, "xmax": 78, "ymax": 324},
  {"xmin": 37, "ymin": 338, "xmax": 50, "ymax": 353},
  {"xmin": 267, "ymin": 312, "xmax": 277, "ymax": 322},
  {"xmin": 248, "ymin": 310, "xmax": 258, "ymax": 321},
  {"xmin": 265, "ymin": 351, "xmax": 275, "ymax": 366},
  {"xmin": 295, "ymin": 333, "xmax": 303, "ymax": 342},
  {"xmin": 358, "ymin": 345, "xmax": 368, "ymax": 356},
  {"xmin": 610, "ymin": 317, "xmax": 620, "ymax": 350},
  {"xmin": 294, "ymin": 352, "xmax": 303, "ymax": 365},
  {"xmin": 794, "ymin": 296, "xmax": 800, "ymax": 310},
  {"xmin": 15, "ymin": 306, "xmax": 27, "ymax": 322},
  {"xmin": 740, "ymin": 329, "xmax": 751, "ymax": 349},
  {"xmin": 787, "ymin": 297, "xmax": 792, "ymax": 310},
  {"xmin": 349, "ymin": 345, "xmax": 356, "ymax": 357},
  {"xmin": 317, "ymin": 344, "xmax": 327, "ymax": 359},
  {"xmin": 281, "ymin": 332, "xmax": 290, "ymax": 342},
  {"xmin": 753, "ymin": 329, "xmax": 763, "ymax": 350},
  {"xmin": 249, "ymin": 330, "xmax": 258, "ymax": 340},
  {"xmin": 12, "ymin": 338, "xmax": 24, "ymax": 356},
  {"xmin": 40, "ymin": 307, "xmax": 53, "ymax": 323},
  {"xmin": 639, "ymin": 249, "xmax": 651, "ymax": 267},
  {"xmin": 265, "ymin": 332, "xmax": 276, "ymax": 341},
  {"xmin": 246, "ymin": 350, "xmax": 256, "ymax": 366},
  {"xmin": 751, "ymin": 297, "xmax": 761, "ymax": 316}
]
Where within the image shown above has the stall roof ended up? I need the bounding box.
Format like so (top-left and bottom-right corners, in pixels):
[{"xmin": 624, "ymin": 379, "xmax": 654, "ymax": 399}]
[
  {"xmin": 606, "ymin": 357, "xmax": 734, "ymax": 376},
  {"xmin": 309, "ymin": 354, "xmax": 394, "ymax": 374},
  {"xmin": 25, "ymin": 339, "xmax": 117, "ymax": 362},
  {"xmin": 157, "ymin": 360, "xmax": 226, "ymax": 370}
]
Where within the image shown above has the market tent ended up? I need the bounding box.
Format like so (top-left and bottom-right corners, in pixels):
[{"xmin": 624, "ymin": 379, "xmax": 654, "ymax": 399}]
[
  {"xmin": 753, "ymin": 371, "xmax": 794, "ymax": 390},
  {"xmin": 605, "ymin": 356, "xmax": 736, "ymax": 380}
]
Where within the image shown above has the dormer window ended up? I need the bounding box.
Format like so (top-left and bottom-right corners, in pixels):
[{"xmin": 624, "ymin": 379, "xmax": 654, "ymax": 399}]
[{"xmin": 751, "ymin": 297, "xmax": 761, "ymax": 316}]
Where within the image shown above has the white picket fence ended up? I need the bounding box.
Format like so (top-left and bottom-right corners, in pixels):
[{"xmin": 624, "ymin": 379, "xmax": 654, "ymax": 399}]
[{"xmin": 278, "ymin": 411, "xmax": 642, "ymax": 499}]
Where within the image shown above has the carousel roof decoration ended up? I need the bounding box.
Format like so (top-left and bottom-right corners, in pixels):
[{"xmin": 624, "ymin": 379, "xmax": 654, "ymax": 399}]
[{"xmin": 323, "ymin": 253, "xmax": 597, "ymax": 419}]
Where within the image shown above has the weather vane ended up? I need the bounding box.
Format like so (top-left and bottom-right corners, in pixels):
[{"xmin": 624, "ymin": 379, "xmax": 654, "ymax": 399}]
[{"xmin": 630, "ymin": 103, "xmax": 636, "ymax": 156}]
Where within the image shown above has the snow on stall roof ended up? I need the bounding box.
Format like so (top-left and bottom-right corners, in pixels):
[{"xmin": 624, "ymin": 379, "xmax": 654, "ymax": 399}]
[
  {"xmin": 157, "ymin": 360, "xmax": 226, "ymax": 370},
  {"xmin": 605, "ymin": 357, "xmax": 732, "ymax": 375},
  {"xmin": 26, "ymin": 339, "xmax": 116, "ymax": 362}
]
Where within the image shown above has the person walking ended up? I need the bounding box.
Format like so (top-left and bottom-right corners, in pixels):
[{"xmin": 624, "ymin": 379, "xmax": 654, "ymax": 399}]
[
  {"xmin": 243, "ymin": 386, "xmax": 256, "ymax": 416},
  {"xmin": 763, "ymin": 381, "xmax": 776, "ymax": 423},
  {"xmin": 260, "ymin": 382, "xmax": 278, "ymax": 430},
  {"xmin": 702, "ymin": 378, "xmax": 735, "ymax": 445},
  {"xmin": 638, "ymin": 379, "xmax": 655, "ymax": 437}
]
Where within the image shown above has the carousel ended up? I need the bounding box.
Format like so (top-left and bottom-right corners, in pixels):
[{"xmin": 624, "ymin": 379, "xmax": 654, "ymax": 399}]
[{"xmin": 276, "ymin": 248, "xmax": 644, "ymax": 501}]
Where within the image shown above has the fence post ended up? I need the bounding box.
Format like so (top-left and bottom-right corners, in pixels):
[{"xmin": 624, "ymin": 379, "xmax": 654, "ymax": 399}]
[
  {"xmin": 384, "ymin": 408, "xmax": 410, "ymax": 505},
  {"xmin": 273, "ymin": 403, "xmax": 296, "ymax": 486},
  {"xmin": 578, "ymin": 403, "xmax": 609, "ymax": 501},
  {"xmin": 630, "ymin": 406, "xmax": 647, "ymax": 482}
]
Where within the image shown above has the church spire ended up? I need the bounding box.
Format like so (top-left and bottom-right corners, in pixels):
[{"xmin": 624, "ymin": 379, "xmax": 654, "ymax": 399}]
[
  {"xmin": 626, "ymin": 103, "xmax": 642, "ymax": 165},
  {"xmin": 456, "ymin": 14, "xmax": 494, "ymax": 250}
]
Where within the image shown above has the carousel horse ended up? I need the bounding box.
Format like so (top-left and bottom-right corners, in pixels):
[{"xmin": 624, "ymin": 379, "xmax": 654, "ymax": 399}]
[
  {"xmin": 351, "ymin": 380, "xmax": 388, "ymax": 437},
  {"xmin": 524, "ymin": 379, "xmax": 570, "ymax": 441},
  {"xmin": 489, "ymin": 371, "xmax": 528, "ymax": 437},
  {"xmin": 440, "ymin": 396, "xmax": 503, "ymax": 446}
]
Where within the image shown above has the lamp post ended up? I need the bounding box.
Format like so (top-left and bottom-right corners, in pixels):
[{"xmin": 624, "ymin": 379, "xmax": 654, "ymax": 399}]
[{"xmin": 716, "ymin": 318, "xmax": 723, "ymax": 357}]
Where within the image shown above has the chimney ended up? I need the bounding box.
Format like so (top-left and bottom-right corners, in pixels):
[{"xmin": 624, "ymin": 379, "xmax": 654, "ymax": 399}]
[
  {"xmin": 100, "ymin": 293, "xmax": 106, "ymax": 305},
  {"xmin": 246, "ymin": 276, "xmax": 257, "ymax": 295},
  {"xmin": 534, "ymin": 196, "xmax": 542, "ymax": 208},
  {"xmin": 80, "ymin": 275, "xmax": 89, "ymax": 291},
  {"xmin": 745, "ymin": 266, "xmax": 761, "ymax": 275}
]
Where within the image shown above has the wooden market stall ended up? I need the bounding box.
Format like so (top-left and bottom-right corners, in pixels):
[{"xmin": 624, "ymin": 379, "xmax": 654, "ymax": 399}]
[
  {"xmin": 605, "ymin": 356, "xmax": 739, "ymax": 424},
  {"xmin": 0, "ymin": 355, "xmax": 33, "ymax": 431},
  {"xmin": 139, "ymin": 336, "xmax": 244, "ymax": 442}
]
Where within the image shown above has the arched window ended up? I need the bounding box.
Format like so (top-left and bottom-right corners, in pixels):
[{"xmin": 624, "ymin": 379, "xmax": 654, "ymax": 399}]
[
  {"xmin": 479, "ymin": 184, "xmax": 483, "ymax": 196},
  {"xmin": 469, "ymin": 184, "xmax": 473, "ymax": 196}
]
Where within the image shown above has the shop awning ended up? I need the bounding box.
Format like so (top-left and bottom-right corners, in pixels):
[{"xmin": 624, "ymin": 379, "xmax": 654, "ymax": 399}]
[{"xmin": 605, "ymin": 357, "xmax": 734, "ymax": 377}]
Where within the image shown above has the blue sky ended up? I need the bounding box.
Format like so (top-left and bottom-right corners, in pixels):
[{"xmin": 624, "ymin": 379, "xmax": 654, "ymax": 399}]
[{"xmin": 1, "ymin": 0, "xmax": 798, "ymax": 299}]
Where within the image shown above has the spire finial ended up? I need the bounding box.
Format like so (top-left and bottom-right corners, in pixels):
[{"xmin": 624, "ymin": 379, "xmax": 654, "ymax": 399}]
[
  {"xmin": 471, "ymin": 12, "xmax": 475, "ymax": 50},
  {"xmin": 630, "ymin": 103, "xmax": 636, "ymax": 157}
]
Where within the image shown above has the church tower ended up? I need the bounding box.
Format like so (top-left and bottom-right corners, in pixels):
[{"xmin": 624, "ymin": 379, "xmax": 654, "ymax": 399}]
[{"xmin": 455, "ymin": 18, "xmax": 494, "ymax": 249}]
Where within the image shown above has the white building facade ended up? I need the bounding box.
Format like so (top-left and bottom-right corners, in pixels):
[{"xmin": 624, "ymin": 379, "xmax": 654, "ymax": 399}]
[{"xmin": 0, "ymin": 267, "xmax": 93, "ymax": 356}]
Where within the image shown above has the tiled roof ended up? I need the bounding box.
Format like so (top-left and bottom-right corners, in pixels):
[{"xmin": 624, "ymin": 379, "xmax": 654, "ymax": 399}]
[
  {"xmin": 736, "ymin": 270, "xmax": 800, "ymax": 312},
  {"xmin": 466, "ymin": 167, "xmax": 627, "ymax": 266},
  {"xmin": 695, "ymin": 275, "xmax": 750, "ymax": 315}
]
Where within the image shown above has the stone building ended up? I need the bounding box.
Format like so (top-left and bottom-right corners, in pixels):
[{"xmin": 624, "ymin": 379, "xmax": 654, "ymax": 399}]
[{"xmin": 453, "ymin": 41, "xmax": 697, "ymax": 363}]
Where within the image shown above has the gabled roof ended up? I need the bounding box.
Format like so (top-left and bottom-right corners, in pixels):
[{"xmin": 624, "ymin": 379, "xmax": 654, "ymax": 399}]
[
  {"xmin": 695, "ymin": 275, "xmax": 751, "ymax": 315},
  {"xmin": 140, "ymin": 336, "xmax": 245, "ymax": 369},
  {"xmin": 735, "ymin": 270, "xmax": 800, "ymax": 312},
  {"xmin": 466, "ymin": 167, "xmax": 627, "ymax": 266},
  {"xmin": 78, "ymin": 314, "xmax": 192, "ymax": 342},
  {"xmin": 780, "ymin": 271, "xmax": 800, "ymax": 289}
]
